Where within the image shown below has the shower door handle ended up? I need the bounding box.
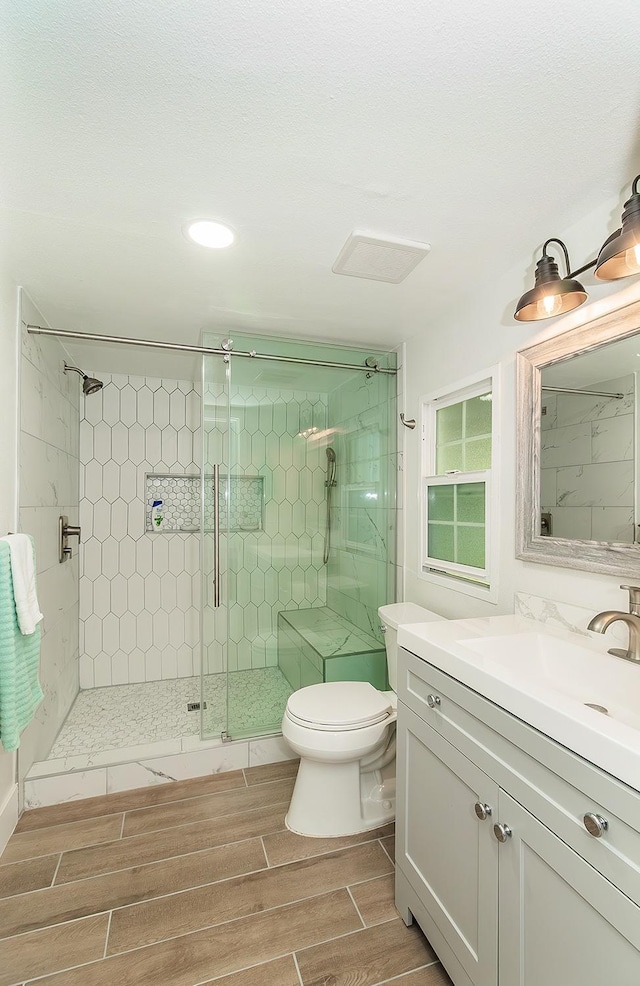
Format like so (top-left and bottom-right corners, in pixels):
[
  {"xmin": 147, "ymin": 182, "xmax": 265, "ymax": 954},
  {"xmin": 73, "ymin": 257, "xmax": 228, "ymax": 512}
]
[{"xmin": 213, "ymin": 463, "xmax": 221, "ymax": 608}]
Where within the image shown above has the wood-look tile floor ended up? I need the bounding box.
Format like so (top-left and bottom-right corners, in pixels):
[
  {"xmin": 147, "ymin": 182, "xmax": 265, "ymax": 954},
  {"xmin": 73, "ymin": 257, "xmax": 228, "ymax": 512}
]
[{"xmin": 0, "ymin": 760, "xmax": 453, "ymax": 986}]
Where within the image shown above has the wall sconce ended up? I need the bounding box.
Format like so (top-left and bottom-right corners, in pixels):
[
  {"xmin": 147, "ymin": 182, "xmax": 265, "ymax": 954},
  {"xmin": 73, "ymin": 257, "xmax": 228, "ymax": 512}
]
[
  {"xmin": 514, "ymin": 174, "xmax": 640, "ymax": 322},
  {"xmin": 514, "ymin": 239, "xmax": 587, "ymax": 322},
  {"xmin": 595, "ymin": 175, "xmax": 640, "ymax": 280}
]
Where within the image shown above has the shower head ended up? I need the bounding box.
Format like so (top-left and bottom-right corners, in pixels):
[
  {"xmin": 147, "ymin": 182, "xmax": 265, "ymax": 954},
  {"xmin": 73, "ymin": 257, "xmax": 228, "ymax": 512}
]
[
  {"xmin": 64, "ymin": 363, "xmax": 104, "ymax": 396},
  {"xmin": 83, "ymin": 376, "xmax": 104, "ymax": 396},
  {"xmin": 326, "ymin": 447, "xmax": 336, "ymax": 462}
]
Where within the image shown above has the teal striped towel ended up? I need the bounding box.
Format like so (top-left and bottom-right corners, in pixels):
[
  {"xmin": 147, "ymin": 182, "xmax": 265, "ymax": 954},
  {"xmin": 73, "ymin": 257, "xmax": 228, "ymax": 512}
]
[{"xmin": 0, "ymin": 540, "xmax": 43, "ymax": 751}]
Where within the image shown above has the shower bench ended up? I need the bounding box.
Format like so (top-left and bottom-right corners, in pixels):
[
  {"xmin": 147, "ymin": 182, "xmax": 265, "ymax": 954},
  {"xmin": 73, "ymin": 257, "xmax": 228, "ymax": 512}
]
[{"xmin": 277, "ymin": 606, "xmax": 387, "ymax": 691}]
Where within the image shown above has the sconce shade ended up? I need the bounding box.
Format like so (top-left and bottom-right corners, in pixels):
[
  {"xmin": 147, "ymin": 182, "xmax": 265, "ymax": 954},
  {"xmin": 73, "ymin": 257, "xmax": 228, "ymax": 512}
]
[
  {"xmin": 594, "ymin": 177, "xmax": 640, "ymax": 280},
  {"xmin": 514, "ymin": 251, "xmax": 587, "ymax": 322}
]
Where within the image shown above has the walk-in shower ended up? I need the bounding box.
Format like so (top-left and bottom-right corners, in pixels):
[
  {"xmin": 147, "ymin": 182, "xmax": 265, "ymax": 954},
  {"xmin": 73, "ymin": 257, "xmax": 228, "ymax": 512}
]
[
  {"xmin": 23, "ymin": 324, "xmax": 398, "ymax": 791},
  {"xmin": 323, "ymin": 447, "xmax": 337, "ymax": 565}
]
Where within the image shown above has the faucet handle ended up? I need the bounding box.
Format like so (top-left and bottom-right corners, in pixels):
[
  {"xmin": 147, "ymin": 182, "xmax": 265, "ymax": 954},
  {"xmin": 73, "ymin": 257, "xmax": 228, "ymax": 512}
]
[{"xmin": 620, "ymin": 585, "xmax": 640, "ymax": 616}]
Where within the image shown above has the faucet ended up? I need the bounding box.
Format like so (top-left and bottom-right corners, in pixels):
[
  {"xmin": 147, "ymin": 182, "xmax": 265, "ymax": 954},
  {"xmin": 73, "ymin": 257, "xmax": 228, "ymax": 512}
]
[{"xmin": 587, "ymin": 585, "xmax": 640, "ymax": 663}]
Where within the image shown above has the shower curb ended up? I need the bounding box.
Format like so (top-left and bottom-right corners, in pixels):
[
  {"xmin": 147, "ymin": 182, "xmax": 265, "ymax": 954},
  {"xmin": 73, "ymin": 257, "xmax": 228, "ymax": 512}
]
[{"xmin": 23, "ymin": 733, "xmax": 293, "ymax": 810}]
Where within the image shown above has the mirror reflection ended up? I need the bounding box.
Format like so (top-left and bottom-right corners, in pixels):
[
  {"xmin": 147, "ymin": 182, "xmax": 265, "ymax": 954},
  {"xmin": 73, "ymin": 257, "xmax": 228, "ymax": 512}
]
[{"xmin": 539, "ymin": 335, "xmax": 638, "ymax": 544}]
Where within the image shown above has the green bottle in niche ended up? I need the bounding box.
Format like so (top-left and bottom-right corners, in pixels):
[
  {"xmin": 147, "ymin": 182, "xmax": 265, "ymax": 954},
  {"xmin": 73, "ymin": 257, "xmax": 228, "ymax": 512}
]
[{"xmin": 151, "ymin": 499, "xmax": 164, "ymax": 529}]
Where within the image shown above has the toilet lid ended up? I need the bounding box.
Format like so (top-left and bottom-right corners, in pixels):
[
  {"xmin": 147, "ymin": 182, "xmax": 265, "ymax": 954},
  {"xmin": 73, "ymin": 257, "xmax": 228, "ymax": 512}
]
[{"xmin": 286, "ymin": 681, "xmax": 392, "ymax": 731}]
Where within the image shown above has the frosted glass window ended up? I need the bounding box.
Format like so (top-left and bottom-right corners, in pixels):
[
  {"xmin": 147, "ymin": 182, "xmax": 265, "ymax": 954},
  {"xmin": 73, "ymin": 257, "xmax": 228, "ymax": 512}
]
[
  {"xmin": 465, "ymin": 395, "xmax": 493, "ymax": 437},
  {"xmin": 423, "ymin": 377, "xmax": 494, "ymax": 590},
  {"xmin": 436, "ymin": 444, "xmax": 463, "ymax": 474},
  {"xmin": 464, "ymin": 438, "xmax": 492, "ymax": 472},
  {"xmin": 426, "ymin": 482, "xmax": 486, "ymax": 572},
  {"xmin": 457, "ymin": 526, "xmax": 485, "ymax": 569},
  {"xmin": 457, "ymin": 483, "xmax": 485, "ymax": 523},
  {"xmin": 428, "ymin": 485, "xmax": 454, "ymax": 522},
  {"xmin": 436, "ymin": 402, "xmax": 463, "ymax": 444},
  {"xmin": 435, "ymin": 392, "xmax": 491, "ymax": 474},
  {"xmin": 428, "ymin": 523, "xmax": 455, "ymax": 562}
]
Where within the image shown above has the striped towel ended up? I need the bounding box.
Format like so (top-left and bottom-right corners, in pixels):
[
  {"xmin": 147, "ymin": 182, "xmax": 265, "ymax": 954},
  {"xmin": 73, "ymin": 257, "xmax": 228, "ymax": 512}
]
[{"xmin": 0, "ymin": 540, "xmax": 43, "ymax": 751}]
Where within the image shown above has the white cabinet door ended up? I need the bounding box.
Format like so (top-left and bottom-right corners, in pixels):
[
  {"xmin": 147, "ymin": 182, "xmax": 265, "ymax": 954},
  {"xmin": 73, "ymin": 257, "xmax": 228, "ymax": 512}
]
[
  {"xmin": 397, "ymin": 704, "xmax": 499, "ymax": 986},
  {"xmin": 498, "ymin": 791, "xmax": 640, "ymax": 985}
]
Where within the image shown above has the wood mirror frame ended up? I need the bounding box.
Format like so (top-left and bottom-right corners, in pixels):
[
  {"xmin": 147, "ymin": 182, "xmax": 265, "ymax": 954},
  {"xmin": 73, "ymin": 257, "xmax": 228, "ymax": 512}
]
[{"xmin": 516, "ymin": 297, "xmax": 640, "ymax": 577}]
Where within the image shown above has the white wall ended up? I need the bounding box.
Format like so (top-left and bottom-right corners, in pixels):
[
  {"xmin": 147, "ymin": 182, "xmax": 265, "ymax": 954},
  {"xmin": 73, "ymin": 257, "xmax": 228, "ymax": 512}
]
[
  {"xmin": 402, "ymin": 194, "xmax": 640, "ymax": 623},
  {"xmin": 18, "ymin": 294, "xmax": 81, "ymax": 787},
  {"xmin": 0, "ymin": 267, "xmax": 19, "ymax": 852}
]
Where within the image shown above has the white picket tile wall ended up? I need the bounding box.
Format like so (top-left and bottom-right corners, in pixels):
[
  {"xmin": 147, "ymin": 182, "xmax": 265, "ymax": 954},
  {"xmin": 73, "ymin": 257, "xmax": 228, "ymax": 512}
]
[
  {"xmin": 79, "ymin": 373, "xmax": 201, "ymax": 687},
  {"xmin": 80, "ymin": 373, "xmax": 329, "ymax": 687}
]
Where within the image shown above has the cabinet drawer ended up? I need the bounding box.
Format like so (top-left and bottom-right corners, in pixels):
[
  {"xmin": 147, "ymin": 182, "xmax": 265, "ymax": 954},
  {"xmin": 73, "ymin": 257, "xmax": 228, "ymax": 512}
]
[{"xmin": 399, "ymin": 646, "xmax": 640, "ymax": 907}]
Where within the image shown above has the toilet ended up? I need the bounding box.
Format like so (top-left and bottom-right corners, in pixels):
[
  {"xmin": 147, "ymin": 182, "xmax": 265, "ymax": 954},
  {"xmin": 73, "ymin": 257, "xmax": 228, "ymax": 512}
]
[{"xmin": 282, "ymin": 602, "xmax": 444, "ymax": 838}]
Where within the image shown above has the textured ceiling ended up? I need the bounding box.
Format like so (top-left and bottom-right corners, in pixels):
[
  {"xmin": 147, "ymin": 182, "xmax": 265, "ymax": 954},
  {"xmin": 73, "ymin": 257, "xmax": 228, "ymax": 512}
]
[{"xmin": 2, "ymin": 0, "xmax": 639, "ymax": 358}]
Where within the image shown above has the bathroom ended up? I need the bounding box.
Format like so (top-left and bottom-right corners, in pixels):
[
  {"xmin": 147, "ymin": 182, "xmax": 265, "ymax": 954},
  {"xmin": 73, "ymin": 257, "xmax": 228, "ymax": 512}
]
[{"xmin": 1, "ymin": 2, "xmax": 639, "ymax": 984}]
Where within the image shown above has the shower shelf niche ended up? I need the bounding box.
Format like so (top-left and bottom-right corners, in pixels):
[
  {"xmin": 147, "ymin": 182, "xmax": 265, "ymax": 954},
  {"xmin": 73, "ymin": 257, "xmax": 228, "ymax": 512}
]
[{"xmin": 145, "ymin": 472, "xmax": 264, "ymax": 533}]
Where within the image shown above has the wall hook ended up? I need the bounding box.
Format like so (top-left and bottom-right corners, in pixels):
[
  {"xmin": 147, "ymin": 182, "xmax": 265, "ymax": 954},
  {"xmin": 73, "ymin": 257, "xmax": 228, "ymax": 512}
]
[{"xmin": 400, "ymin": 413, "xmax": 416, "ymax": 430}]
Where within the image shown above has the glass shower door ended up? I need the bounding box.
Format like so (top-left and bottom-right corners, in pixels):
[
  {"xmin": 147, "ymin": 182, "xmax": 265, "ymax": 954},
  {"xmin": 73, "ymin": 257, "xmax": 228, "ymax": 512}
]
[
  {"xmin": 200, "ymin": 349, "xmax": 231, "ymax": 741},
  {"xmin": 201, "ymin": 343, "xmax": 296, "ymax": 741},
  {"xmin": 224, "ymin": 353, "xmax": 297, "ymax": 738},
  {"xmin": 201, "ymin": 331, "xmax": 398, "ymax": 743}
]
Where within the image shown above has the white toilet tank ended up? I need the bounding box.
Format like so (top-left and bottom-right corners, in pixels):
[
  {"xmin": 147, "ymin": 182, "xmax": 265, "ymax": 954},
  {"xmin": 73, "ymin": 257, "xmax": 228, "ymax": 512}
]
[{"xmin": 378, "ymin": 602, "xmax": 444, "ymax": 692}]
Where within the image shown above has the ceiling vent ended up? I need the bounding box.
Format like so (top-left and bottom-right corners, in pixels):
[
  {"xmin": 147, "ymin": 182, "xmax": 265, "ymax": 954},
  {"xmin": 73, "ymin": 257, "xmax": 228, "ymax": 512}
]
[{"xmin": 332, "ymin": 231, "xmax": 431, "ymax": 283}]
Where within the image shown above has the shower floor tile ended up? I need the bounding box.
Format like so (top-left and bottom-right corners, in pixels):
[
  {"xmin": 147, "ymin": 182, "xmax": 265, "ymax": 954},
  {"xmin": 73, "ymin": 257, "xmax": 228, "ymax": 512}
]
[{"xmin": 48, "ymin": 670, "xmax": 293, "ymax": 760}]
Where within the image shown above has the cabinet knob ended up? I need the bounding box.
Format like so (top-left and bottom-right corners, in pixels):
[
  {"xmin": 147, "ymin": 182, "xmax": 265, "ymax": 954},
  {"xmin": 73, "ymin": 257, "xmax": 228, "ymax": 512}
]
[
  {"xmin": 583, "ymin": 813, "xmax": 608, "ymax": 838},
  {"xmin": 426, "ymin": 694, "xmax": 441, "ymax": 709},
  {"xmin": 493, "ymin": 822, "xmax": 512, "ymax": 843},
  {"xmin": 474, "ymin": 802, "xmax": 492, "ymax": 821}
]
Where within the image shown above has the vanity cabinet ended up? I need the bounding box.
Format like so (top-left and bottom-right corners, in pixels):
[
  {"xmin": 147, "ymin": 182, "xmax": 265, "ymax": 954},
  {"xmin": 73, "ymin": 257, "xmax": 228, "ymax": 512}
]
[{"xmin": 396, "ymin": 647, "xmax": 640, "ymax": 986}]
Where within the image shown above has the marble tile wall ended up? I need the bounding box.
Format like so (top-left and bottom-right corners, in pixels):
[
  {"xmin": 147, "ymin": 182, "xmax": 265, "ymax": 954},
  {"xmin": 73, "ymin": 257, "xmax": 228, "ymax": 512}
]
[
  {"xmin": 540, "ymin": 374, "xmax": 635, "ymax": 542},
  {"xmin": 79, "ymin": 372, "xmax": 201, "ymax": 687},
  {"xmin": 326, "ymin": 369, "xmax": 397, "ymax": 640},
  {"xmin": 514, "ymin": 591, "xmax": 628, "ymax": 647},
  {"xmin": 18, "ymin": 295, "xmax": 81, "ymax": 786}
]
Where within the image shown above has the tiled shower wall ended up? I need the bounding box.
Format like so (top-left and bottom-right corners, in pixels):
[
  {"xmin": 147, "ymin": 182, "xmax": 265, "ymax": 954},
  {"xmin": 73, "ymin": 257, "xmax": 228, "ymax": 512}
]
[
  {"xmin": 326, "ymin": 370, "xmax": 396, "ymax": 641},
  {"xmin": 203, "ymin": 385, "xmax": 328, "ymax": 675},
  {"xmin": 540, "ymin": 373, "xmax": 635, "ymax": 542},
  {"xmin": 79, "ymin": 373, "xmax": 201, "ymax": 687},
  {"xmin": 19, "ymin": 294, "xmax": 81, "ymax": 785},
  {"xmin": 79, "ymin": 365, "xmax": 393, "ymax": 689}
]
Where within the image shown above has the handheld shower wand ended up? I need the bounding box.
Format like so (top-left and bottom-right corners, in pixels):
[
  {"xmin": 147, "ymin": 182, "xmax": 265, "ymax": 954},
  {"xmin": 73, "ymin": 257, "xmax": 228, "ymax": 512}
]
[{"xmin": 323, "ymin": 448, "xmax": 337, "ymax": 565}]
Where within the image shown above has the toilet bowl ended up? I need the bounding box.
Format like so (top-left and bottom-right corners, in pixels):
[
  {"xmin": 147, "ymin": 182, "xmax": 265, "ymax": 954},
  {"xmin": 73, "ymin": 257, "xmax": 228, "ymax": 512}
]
[{"xmin": 282, "ymin": 602, "xmax": 444, "ymax": 838}]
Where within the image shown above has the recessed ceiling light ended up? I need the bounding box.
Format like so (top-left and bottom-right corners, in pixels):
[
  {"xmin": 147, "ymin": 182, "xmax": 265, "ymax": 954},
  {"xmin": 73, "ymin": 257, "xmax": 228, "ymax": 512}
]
[{"xmin": 184, "ymin": 220, "xmax": 235, "ymax": 249}]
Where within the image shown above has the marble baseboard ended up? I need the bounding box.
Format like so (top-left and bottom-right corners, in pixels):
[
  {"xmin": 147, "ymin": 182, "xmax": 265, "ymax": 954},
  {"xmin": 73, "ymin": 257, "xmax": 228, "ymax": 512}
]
[
  {"xmin": 106, "ymin": 743, "xmax": 250, "ymax": 794},
  {"xmin": 24, "ymin": 770, "xmax": 108, "ymax": 810},
  {"xmin": 0, "ymin": 783, "xmax": 19, "ymax": 856},
  {"xmin": 24, "ymin": 731, "xmax": 292, "ymax": 810},
  {"xmin": 248, "ymin": 735, "xmax": 294, "ymax": 766}
]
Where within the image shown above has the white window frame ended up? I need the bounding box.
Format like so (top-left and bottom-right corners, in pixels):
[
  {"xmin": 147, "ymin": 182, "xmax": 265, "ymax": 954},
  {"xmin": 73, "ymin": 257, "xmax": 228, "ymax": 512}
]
[{"xmin": 420, "ymin": 366, "xmax": 500, "ymax": 603}]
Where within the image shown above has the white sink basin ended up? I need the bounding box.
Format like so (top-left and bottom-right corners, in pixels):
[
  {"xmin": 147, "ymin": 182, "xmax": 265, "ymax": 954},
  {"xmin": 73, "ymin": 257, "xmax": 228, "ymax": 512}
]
[
  {"xmin": 398, "ymin": 615, "xmax": 640, "ymax": 791},
  {"xmin": 462, "ymin": 632, "xmax": 640, "ymax": 731}
]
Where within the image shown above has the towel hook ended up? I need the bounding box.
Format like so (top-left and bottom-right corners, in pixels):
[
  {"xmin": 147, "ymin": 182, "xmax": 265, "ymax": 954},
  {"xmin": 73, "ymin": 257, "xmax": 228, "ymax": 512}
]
[{"xmin": 400, "ymin": 413, "xmax": 416, "ymax": 430}]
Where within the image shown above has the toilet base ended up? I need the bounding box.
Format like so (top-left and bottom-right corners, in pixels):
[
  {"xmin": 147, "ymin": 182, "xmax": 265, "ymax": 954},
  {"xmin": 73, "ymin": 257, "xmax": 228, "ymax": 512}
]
[{"xmin": 284, "ymin": 756, "xmax": 396, "ymax": 838}]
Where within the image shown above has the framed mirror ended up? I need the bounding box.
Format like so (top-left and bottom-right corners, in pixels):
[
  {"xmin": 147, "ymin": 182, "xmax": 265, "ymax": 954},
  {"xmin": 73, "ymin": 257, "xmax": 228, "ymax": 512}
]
[{"xmin": 516, "ymin": 297, "xmax": 640, "ymax": 577}]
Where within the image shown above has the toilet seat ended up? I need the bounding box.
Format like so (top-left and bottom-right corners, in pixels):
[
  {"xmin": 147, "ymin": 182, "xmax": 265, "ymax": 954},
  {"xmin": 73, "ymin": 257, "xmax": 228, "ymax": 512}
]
[{"xmin": 285, "ymin": 681, "xmax": 392, "ymax": 732}]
